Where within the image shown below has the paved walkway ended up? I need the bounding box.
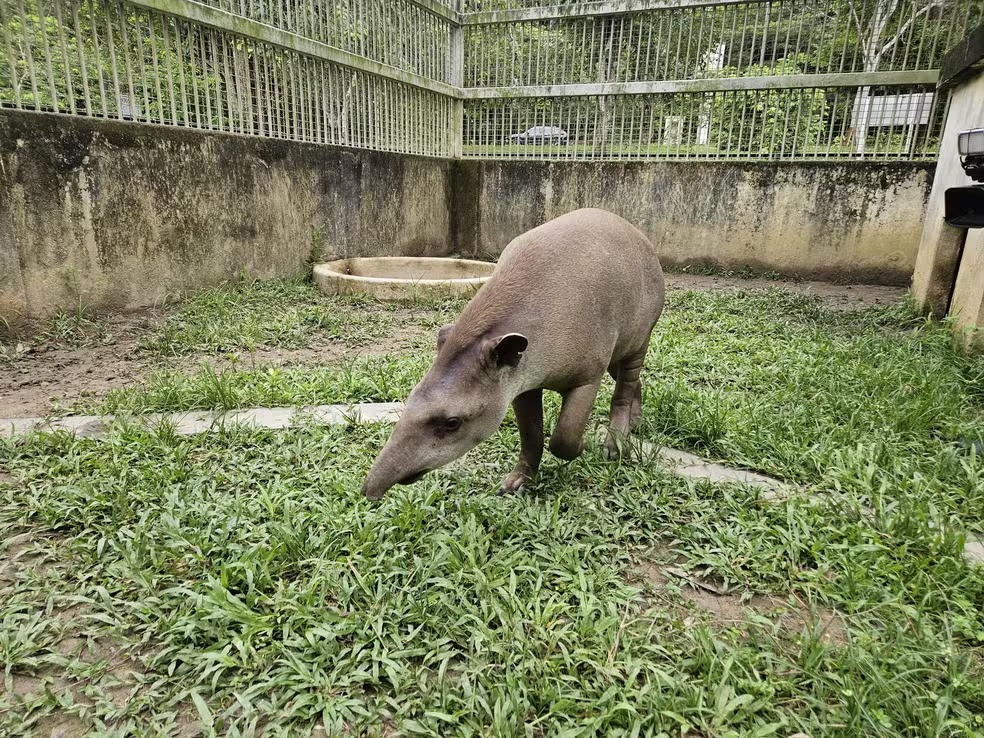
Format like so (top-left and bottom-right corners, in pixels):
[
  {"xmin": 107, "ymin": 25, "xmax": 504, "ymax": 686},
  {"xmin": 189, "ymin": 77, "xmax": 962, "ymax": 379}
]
[{"xmin": 3, "ymin": 403, "xmax": 980, "ymax": 565}]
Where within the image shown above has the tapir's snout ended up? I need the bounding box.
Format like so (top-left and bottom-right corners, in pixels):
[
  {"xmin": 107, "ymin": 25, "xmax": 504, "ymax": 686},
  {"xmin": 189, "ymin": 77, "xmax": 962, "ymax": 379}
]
[
  {"xmin": 361, "ymin": 466, "xmax": 430, "ymax": 500},
  {"xmin": 360, "ymin": 335, "xmax": 520, "ymax": 500},
  {"xmin": 361, "ymin": 422, "xmax": 435, "ymax": 500}
]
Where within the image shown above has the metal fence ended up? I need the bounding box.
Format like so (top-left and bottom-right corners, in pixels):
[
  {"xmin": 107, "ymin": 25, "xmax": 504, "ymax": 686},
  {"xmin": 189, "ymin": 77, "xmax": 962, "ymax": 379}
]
[
  {"xmin": 1, "ymin": 0, "xmax": 976, "ymax": 161},
  {"xmin": 461, "ymin": 0, "xmax": 979, "ymax": 161},
  {"xmin": 0, "ymin": 0, "xmax": 458, "ymax": 157}
]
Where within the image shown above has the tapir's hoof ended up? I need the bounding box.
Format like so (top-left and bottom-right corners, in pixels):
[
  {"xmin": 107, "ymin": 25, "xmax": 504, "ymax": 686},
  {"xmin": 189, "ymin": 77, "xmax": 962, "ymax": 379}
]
[
  {"xmin": 602, "ymin": 433, "xmax": 632, "ymax": 460},
  {"xmin": 498, "ymin": 471, "xmax": 530, "ymax": 496}
]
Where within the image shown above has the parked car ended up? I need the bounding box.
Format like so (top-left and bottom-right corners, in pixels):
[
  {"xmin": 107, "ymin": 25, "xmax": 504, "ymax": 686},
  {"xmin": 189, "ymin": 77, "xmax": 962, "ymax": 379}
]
[{"xmin": 510, "ymin": 126, "xmax": 569, "ymax": 144}]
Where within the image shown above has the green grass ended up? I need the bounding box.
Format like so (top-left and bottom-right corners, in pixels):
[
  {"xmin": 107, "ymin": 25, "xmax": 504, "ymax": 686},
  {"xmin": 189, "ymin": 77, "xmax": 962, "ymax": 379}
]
[
  {"xmin": 97, "ymin": 355, "xmax": 431, "ymax": 414},
  {"xmin": 1, "ymin": 300, "xmax": 114, "ymax": 353},
  {"xmin": 663, "ymin": 263, "xmax": 790, "ymax": 281},
  {"xmin": 139, "ymin": 279, "xmax": 408, "ymax": 356},
  {"xmin": 95, "ymin": 288, "xmax": 984, "ymax": 527},
  {"xmin": 2, "ymin": 422, "xmax": 983, "ymax": 735},
  {"xmin": 2, "ymin": 282, "xmax": 984, "ymax": 735}
]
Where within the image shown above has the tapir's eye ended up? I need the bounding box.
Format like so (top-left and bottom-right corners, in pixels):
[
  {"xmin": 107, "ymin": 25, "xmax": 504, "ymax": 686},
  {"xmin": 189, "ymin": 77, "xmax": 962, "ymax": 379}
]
[{"xmin": 443, "ymin": 417, "xmax": 463, "ymax": 432}]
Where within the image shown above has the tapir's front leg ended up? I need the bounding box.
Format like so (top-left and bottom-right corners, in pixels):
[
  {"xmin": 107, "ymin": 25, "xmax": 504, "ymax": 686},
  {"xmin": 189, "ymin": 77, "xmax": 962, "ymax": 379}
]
[{"xmin": 499, "ymin": 389, "xmax": 543, "ymax": 495}]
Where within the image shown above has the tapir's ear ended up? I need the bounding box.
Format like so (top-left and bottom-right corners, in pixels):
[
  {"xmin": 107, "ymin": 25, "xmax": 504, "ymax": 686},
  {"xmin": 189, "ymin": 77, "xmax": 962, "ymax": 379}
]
[
  {"xmin": 486, "ymin": 333, "xmax": 528, "ymax": 368},
  {"xmin": 437, "ymin": 324, "xmax": 453, "ymax": 350}
]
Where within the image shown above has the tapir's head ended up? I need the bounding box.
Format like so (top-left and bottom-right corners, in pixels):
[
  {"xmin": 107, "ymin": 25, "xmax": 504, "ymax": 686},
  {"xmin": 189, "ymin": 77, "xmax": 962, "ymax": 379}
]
[{"xmin": 361, "ymin": 325, "xmax": 528, "ymax": 500}]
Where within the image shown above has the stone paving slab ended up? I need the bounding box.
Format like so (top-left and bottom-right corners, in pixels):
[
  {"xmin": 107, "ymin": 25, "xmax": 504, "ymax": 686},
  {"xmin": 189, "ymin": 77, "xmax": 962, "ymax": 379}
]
[
  {"xmin": 964, "ymin": 540, "xmax": 984, "ymax": 565},
  {"xmin": 646, "ymin": 444, "xmax": 793, "ymax": 500},
  {"xmin": 0, "ymin": 403, "xmax": 405, "ymax": 439}
]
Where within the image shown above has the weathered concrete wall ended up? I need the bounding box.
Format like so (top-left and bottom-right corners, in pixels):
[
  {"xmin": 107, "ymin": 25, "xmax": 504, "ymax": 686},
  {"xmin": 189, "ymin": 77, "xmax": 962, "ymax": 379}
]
[
  {"xmin": 950, "ymin": 229, "xmax": 984, "ymax": 351},
  {"xmin": 0, "ymin": 109, "xmax": 452, "ymax": 322},
  {"xmin": 453, "ymin": 160, "xmax": 934, "ymax": 285},
  {"xmin": 911, "ymin": 76, "xmax": 984, "ymax": 316},
  {"xmin": 1, "ymin": 108, "xmax": 938, "ymax": 324}
]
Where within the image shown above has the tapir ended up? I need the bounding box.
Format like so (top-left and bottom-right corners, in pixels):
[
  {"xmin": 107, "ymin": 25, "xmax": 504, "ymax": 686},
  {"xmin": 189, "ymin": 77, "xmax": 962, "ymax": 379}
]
[{"xmin": 361, "ymin": 208, "xmax": 665, "ymax": 500}]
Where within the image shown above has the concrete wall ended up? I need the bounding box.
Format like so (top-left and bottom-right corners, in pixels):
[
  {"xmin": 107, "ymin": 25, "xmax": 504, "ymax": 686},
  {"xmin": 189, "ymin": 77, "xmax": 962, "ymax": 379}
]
[
  {"xmin": 950, "ymin": 229, "xmax": 984, "ymax": 350},
  {"xmin": 0, "ymin": 109, "xmax": 452, "ymax": 323},
  {"xmin": 911, "ymin": 75, "xmax": 984, "ymax": 317},
  {"xmin": 1, "ymin": 108, "xmax": 938, "ymax": 324},
  {"xmin": 911, "ymin": 22, "xmax": 984, "ymax": 350},
  {"xmin": 453, "ymin": 159, "xmax": 934, "ymax": 285}
]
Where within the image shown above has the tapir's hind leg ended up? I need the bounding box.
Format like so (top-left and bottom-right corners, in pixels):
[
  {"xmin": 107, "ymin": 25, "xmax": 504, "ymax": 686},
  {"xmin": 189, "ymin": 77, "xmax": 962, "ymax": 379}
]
[
  {"xmin": 603, "ymin": 347, "xmax": 647, "ymax": 460},
  {"xmin": 549, "ymin": 380, "xmax": 603, "ymax": 461},
  {"xmin": 499, "ymin": 389, "xmax": 544, "ymax": 495}
]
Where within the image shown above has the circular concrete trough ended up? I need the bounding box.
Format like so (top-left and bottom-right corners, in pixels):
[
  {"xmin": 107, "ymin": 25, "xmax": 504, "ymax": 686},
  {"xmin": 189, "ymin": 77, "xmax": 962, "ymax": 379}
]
[{"xmin": 313, "ymin": 257, "xmax": 494, "ymax": 301}]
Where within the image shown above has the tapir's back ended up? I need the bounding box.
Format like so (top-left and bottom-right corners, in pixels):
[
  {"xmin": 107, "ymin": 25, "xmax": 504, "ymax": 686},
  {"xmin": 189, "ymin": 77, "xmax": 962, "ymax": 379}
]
[
  {"xmin": 496, "ymin": 208, "xmax": 662, "ymax": 301},
  {"xmin": 455, "ymin": 208, "xmax": 664, "ymax": 388}
]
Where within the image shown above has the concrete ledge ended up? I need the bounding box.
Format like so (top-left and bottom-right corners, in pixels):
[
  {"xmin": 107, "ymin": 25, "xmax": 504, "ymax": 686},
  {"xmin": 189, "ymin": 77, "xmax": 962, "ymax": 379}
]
[{"xmin": 0, "ymin": 403, "xmax": 405, "ymax": 439}]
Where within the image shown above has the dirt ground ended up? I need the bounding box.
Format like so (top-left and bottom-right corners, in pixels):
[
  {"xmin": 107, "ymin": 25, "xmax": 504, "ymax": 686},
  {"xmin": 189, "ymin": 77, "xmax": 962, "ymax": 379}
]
[
  {"xmin": 665, "ymin": 273, "xmax": 906, "ymax": 311},
  {"xmin": 633, "ymin": 557, "xmax": 848, "ymax": 646},
  {"xmin": 0, "ymin": 315, "xmax": 429, "ymax": 419},
  {"xmin": 0, "ymin": 276, "xmax": 906, "ymax": 419}
]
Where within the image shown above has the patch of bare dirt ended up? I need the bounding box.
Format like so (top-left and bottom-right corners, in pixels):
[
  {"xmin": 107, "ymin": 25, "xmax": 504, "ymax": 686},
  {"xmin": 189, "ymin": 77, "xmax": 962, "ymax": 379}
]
[
  {"xmin": 0, "ymin": 312, "xmax": 430, "ymax": 418},
  {"xmin": 1, "ymin": 277, "xmax": 903, "ymax": 419},
  {"xmin": 169, "ymin": 324, "xmax": 431, "ymax": 376},
  {"xmin": 634, "ymin": 559, "xmax": 847, "ymax": 646},
  {"xmin": 1, "ymin": 528, "xmax": 151, "ymax": 734},
  {"xmin": 665, "ymin": 273, "xmax": 906, "ymax": 312},
  {"xmin": 0, "ymin": 310, "xmax": 164, "ymax": 419}
]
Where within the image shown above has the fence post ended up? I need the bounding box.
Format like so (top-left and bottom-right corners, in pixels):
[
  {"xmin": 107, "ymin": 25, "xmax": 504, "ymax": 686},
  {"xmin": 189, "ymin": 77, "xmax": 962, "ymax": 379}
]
[{"xmin": 451, "ymin": 2, "xmax": 464, "ymax": 158}]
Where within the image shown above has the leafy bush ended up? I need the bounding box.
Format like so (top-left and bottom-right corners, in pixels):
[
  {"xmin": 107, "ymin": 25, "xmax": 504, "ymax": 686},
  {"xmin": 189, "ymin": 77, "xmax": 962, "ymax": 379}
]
[{"xmin": 709, "ymin": 56, "xmax": 828, "ymax": 155}]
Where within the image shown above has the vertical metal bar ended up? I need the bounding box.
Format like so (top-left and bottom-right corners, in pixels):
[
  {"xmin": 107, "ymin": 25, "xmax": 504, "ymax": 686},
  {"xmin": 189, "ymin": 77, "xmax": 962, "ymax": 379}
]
[
  {"xmin": 146, "ymin": 11, "xmax": 165, "ymax": 123},
  {"xmin": 116, "ymin": 2, "xmax": 139, "ymax": 122},
  {"xmin": 53, "ymin": 0, "xmax": 77, "ymax": 115},
  {"xmin": 251, "ymin": 38, "xmax": 262, "ymax": 136},
  {"xmin": 199, "ymin": 28, "xmax": 213, "ymax": 128},
  {"xmin": 451, "ymin": 11, "xmax": 463, "ymax": 158},
  {"xmin": 132, "ymin": 9, "xmax": 152, "ymax": 122},
  {"xmin": 16, "ymin": 0, "xmax": 41, "ymax": 109},
  {"xmin": 103, "ymin": 0, "xmax": 123, "ymax": 119},
  {"xmin": 184, "ymin": 21, "xmax": 202, "ymax": 127},
  {"xmin": 219, "ymin": 29, "xmax": 235, "ymax": 131},
  {"xmin": 1, "ymin": 0, "xmax": 24, "ymax": 108},
  {"xmin": 158, "ymin": 15, "xmax": 177, "ymax": 124},
  {"xmin": 209, "ymin": 28, "xmax": 224, "ymax": 131},
  {"xmin": 86, "ymin": 0, "xmax": 109, "ymax": 117},
  {"xmin": 36, "ymin": 0, "xmax": 61, "ymax": 113},
  {"xmin": 174, "ymin": 21, "xmax": 192, "ymax": 125}
]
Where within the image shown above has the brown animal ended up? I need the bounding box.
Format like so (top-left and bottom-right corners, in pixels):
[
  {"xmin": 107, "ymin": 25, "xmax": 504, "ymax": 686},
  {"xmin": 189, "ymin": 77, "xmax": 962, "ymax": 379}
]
[{"xmin": 362, "ymin": 208, "xmax": 665, "ymax": 500}]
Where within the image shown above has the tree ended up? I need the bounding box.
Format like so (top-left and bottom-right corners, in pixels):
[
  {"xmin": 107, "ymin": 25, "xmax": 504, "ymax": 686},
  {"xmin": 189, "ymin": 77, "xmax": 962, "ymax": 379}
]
[{"xmin": 836, "ymin": 0, "xmax": 975, "ymax": 153}]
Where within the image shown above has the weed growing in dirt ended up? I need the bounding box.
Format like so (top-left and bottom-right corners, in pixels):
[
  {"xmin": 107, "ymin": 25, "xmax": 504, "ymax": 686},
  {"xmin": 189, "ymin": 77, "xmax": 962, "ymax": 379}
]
[
  {"xmin": 1, "ymin": 300, "xmax": 114, "ymax": 353},
  {"xmin": 139, "ymin": 279, "xmax": 404, "ymax": 355}
]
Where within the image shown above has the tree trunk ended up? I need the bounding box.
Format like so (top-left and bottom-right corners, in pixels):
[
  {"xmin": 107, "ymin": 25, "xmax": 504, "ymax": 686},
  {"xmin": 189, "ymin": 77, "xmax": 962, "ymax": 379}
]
[
  {"xmin": 852, "ymin": 0, "xmax": 899, "ymax": 155},
  {"xmin": 592, "ymin": 19, "xmax": 614, "ymax": 155}
]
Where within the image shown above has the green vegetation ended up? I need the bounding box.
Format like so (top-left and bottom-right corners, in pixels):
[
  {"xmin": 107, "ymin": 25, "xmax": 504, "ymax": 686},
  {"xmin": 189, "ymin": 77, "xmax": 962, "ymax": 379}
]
[
  {"xmin": 94, "ymin": 285, "xmax": 984, "ymax": 533},
  {"xmin": 2, "ymin": 280, "xmax": 984, "ymax": 735},
  {"xmin": 97, "ymin": 357, "xmax": 427, "ymax": 414},
  {"xmin": 139, "ymin": 279, "xmax": 408, "ymax": 356},
  {"xmin": 710, "ymin": 58, "xmax": 828, "ymax": 155}
]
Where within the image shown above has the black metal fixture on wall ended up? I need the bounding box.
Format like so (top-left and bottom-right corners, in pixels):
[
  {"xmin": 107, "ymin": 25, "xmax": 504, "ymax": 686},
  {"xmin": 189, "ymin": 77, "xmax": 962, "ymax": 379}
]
[{"xmin": 945, "ymin": 128, "xmax": 984, "ymax": 228}]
